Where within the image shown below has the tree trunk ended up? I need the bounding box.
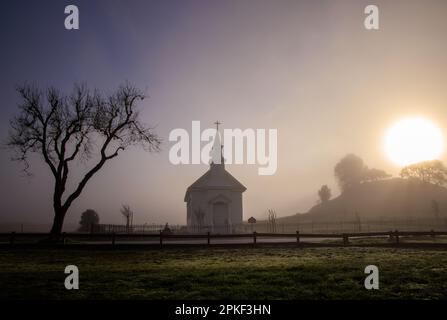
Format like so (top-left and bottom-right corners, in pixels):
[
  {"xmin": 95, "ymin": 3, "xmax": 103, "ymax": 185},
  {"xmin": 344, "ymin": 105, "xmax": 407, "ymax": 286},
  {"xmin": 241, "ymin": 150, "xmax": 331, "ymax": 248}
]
[{"xmin": 49, "ymin": 207, "xmax": 67, "ymax": 239}]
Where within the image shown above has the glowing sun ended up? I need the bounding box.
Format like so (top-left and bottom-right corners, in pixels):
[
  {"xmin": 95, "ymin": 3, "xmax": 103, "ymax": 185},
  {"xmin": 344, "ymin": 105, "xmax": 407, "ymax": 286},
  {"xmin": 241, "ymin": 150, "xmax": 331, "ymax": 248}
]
[{"xmin": 384, "ymin": 117, "xmax": 444, "ymax": 166}]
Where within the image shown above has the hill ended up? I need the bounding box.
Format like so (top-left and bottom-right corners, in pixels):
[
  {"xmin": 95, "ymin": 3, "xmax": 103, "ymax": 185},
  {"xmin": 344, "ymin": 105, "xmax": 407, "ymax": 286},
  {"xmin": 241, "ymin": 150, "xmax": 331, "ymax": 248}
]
[{"xmin": 279, "ymin": 178, "xmax": 447, "ymax": 223}]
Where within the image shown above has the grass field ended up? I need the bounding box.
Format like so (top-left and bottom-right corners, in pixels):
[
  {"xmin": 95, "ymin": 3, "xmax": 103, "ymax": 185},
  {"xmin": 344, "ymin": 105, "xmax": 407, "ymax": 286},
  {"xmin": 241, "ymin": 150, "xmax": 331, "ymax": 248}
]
[{"xmin": 1, "ymin": 246, "xmax": 447, "ymax": 299}]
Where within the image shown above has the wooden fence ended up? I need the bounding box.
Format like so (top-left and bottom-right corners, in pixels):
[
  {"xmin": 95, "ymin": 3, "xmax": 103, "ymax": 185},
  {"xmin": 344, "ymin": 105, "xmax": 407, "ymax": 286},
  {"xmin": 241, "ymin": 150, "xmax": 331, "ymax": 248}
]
[
  {"xmin": 94, "ymin": 223, "xmax": 185, "ymax": 234},
  {"xmin": 97, "ymin": 218, "xmax": 447, "ymax": 235},
  {"xmin": 3, "ymin": 218, "xmax": 446, "ymax": 234},
  {"xmin": 1, "ymin": 230, "xmax": 447, "ymax": 247}
]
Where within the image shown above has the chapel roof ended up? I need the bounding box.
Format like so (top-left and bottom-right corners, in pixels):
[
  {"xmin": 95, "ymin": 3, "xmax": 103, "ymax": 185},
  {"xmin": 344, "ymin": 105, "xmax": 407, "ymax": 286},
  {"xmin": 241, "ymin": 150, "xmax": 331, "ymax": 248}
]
[
  {"xmin": 184, "ymin": 165, "xmax": 246, "ymax": 202},
  {"xmin": 184, "ymin": 121, "xmax": 247, "ymax": 202}
]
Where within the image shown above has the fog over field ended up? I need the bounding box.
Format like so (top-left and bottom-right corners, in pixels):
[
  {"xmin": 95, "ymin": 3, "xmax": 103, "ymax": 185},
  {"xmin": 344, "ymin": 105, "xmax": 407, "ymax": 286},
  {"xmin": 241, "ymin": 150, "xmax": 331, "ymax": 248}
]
[{"xmin": 1, "ymin": 0, "xmax": 447, "ymax": 229}]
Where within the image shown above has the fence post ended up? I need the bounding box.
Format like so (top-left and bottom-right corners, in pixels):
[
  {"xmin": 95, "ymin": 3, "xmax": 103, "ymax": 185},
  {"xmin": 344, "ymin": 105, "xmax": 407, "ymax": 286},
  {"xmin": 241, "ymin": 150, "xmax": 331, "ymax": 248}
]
[
  {"xmin": 10, "ymin": 232, "xmax": 15, "ymax": 245},
  {"xmin": 111, "ymin": 232, "xmax": 116, "ymax": 246},
  {"xmin": 62, "ymin": 232, "xmax": 66, "ymax": 245},
  {"xmin": 296, "ymin": 230, "xmax": 300, "ymax": 245},
  {"xmin": 394, "ymin": 230, "xmax": 399, "ymax": 244},
  {"xmin": 207, "ymin": 232, "xmax": 210, "ymax": 246},
  {"xmin": 342, "ymin": 233, "xmax": 349, "ymax": 246},
  {"xmin": 159, "ymin": 230, "xmax": 163, "ymax": 249},
  {"xmin": 253, "ymin": 231, "xmax": 257, "ymax": 246}
]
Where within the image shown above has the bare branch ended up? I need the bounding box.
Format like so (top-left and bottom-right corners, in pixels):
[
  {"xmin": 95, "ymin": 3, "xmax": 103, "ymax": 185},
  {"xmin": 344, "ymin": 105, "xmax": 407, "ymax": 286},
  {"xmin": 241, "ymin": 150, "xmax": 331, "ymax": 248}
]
[{"xmin": 7, "ymin": 82, "xmax": 162, "ymax": 235}]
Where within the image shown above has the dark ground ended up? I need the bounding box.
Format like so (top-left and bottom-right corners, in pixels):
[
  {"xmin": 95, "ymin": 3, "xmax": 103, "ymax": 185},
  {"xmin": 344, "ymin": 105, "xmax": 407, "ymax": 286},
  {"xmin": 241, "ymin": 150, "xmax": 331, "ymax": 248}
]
[{"xmin": 1, "ymin": 245, "xmax": 447, "ymax": 299}]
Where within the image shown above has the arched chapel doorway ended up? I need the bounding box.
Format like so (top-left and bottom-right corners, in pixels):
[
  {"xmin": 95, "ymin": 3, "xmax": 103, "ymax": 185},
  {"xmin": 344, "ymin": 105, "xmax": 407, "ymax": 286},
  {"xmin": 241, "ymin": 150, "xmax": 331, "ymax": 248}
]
[{"xmin": 212, "ymin": 202, "xmax": 229, "ymax": 233}]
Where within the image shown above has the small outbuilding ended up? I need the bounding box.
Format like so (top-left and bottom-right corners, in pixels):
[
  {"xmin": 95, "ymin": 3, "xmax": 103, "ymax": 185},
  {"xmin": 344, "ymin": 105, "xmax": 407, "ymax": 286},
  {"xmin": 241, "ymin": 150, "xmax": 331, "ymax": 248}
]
[{"xmin": 247, "ymin": 217, "xmax": 257, "ymax": 224}]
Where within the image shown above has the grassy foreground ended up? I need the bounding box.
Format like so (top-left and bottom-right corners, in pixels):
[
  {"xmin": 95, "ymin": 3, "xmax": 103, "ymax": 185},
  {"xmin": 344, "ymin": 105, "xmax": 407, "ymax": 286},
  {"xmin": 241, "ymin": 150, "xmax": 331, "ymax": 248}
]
[{"xmin": 0, "ymin": 247, "xmax": 446, "ymax": 299}]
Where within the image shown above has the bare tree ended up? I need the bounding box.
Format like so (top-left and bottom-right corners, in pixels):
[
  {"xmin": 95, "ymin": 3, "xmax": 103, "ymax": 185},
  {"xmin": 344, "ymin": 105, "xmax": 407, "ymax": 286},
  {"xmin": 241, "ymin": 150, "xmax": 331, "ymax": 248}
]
[
  {"xmin": 354, "ymin": 211, "xmax": 362, "ymax": 232},
  {"xmin": 120, "ymin": 204, "xmax": 134, "ymax": 232},
  {"xmin": 431, "ymin": 200, "xmax": 440, "ymax": 220},
  {"xmin": 7, "ymin": 83, "xmax": 161, "ymax": 238},
  {"xmin": 267, "ymin": 209, "xmax": 277, "ymax": 233}
]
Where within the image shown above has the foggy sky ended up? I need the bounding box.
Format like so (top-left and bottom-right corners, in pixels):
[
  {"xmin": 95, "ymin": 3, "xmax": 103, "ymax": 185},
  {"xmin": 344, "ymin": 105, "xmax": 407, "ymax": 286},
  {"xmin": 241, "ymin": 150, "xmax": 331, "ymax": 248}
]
[{"xmin": 1, "ymin": 0, "xmax": 447, "ymax": 229}]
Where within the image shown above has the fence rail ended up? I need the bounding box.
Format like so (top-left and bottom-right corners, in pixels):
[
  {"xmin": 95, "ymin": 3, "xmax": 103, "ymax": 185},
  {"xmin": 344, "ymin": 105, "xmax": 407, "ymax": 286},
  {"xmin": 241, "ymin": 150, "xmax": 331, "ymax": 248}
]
[
  {"xmin": 96, "ymin": 219, "xmax": 447, "ymax": 235},
  {"xmin": 1, "ymin": 230, "xmax": 447, "ymax": 247},
  {"xmin": 3, "ymin": 218, "xmax": 446, "ymax": 234}
]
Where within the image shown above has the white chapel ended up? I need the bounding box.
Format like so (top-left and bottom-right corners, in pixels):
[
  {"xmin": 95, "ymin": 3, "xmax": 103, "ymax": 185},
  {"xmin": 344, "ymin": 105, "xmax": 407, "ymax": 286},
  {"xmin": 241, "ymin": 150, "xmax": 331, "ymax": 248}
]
[{"xmin": 184, "ymin": 123, "xmax": 246, "ymax": 233}]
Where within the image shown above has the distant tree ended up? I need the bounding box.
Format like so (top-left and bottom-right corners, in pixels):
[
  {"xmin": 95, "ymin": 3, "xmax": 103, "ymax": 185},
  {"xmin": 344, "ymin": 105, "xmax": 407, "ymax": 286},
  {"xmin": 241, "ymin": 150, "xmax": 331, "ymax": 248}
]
[
  {"xmin": 7, "ymin": 83, "xmax": 161, "ymax": 238},
  {"xmin": 334, "ymin": 154, "xmax": 365, "ymax": 192},
  {"xmin": 354, "ymin": 211, "xmax": 362, "ymax": 232},
  {"xmin": 362, "ymin": 168, "xmax": 392, "ymax": 182},
  {"xmin": 120, "ymin": 204, "xmax": 134, "ymax": 232},
  {"xmin": 162, "ymin": 223, "xmax": 172, "ymax": 235},
  {"xmin": 431, "ymin": 200, "xmax": 440, "ymax": 219},
  {"xmin": 318, "ymin": 185, "xmax": 332, "ymax": 203},
  {"xmin": 267, "ymin": 209, "xmax": 277, "ymax": 233},
  {"xmin": 78, "ymin": 209, "xmax": 99, "ymax": 232},
  {"xmin": 400, "ymin": 160, "xmax": 447, "ymax": 186},
  {"xmin": 334, "ymin": 154, "xmax": 391, "ymax": 192}
]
